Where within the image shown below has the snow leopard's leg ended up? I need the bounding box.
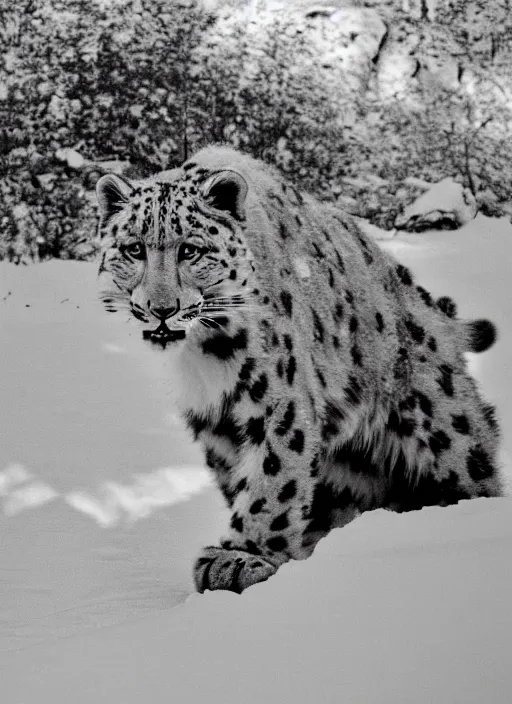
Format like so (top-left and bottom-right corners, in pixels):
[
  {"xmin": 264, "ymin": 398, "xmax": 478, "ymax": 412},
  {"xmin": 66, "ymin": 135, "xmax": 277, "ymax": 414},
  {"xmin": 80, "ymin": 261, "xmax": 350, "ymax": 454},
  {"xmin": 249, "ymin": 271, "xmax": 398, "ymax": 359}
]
[{"xmin": 194, "ymin": 420, "xmax": 359, "ymax": 593}]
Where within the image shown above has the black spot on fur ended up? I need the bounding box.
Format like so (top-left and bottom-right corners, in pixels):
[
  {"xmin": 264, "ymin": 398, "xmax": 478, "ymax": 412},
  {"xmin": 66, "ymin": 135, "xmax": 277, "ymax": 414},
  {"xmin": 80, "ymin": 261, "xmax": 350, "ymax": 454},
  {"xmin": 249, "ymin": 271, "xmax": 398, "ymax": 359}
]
[
  {"xmin": 278, "ymin": 480, "xmax": 297, "ymax": 503},
  {"xmin": 468, "ymin": 319, "xmax": 497, "ymax": 353},
  {"xmin": 276, "ymin": 359, "xmax": 284, "ymax": 378},
  {"xmin": 328, "ymin": 268, "xmax": 335, "ymax": 288},
  {"xmin": 386, "ymin": 466, "xmax": 471, "ymax": 511},
  {"xmin": 286, "ymin": 356, "xmax": 296, "ymax": 385},
  {"xmin": 291, "ymin": 186, "xmax": 303, "ymax": 204},
  {"xmin": 312, "ymin": 242, "xmax": 325, "ymax": 259},
  {"xmin": 249, "ymin": 373, "xmax": 268, "ymax": 403},
  {"xmin": 275, "ymin": 401, "xmax": 295, "ymax": 436},
  {"xmin": 312, "ymin": 308, "xmax": 325, "ymax": 343},
  {"xmin": 266, "ymin": 536, "xmax": 288, "ymax": 552},
  {"xmin": 280, "ymin": 290, "xmax": 293, "ymax": 317},
  {"xmin": 263, "ymin": 445, "xmax": 281, "ymax": 475},
  {"xmin": 239, "ymin": 357, "xmax": 255, "ymax": 381},
  {"xmin": 363, "ymin": 250, "xmax": 373, "ymax": 265},
  {"xmin": 345, "ymin": 290, "xmax": 354, "ymax": 304},
  {"xmin": 394, "ymin": 346, "xmax": 409, "ymax": 381},
  {"xmin": 270, "ymin": 512, "xmax": 289, "ymax": 531},
  {"xmin": 415, "ymin": 391, "xmax": 433, "ymax": 417},
  {"xmin": 184, "ymin": 411, "xmax": 207, "ymax": 439},
  {"xmin": 230, "ymin": 513, "xmax": 244, "ymax": 532},
  {"xmin": 437, "ymin": 296, "xmax": 457, "ymax": 318},
  {"xmin": 467, "ymin": 444, "xmax": 495, "ymax": 480},
  {"xmin": 399, "ymin": 395, "xmax": 417, "ymax": 412},
  {"xmin": 405, "ymin": 318, "xmax": 426, "ymax": 344},
  {"xmin": 201, "ymin": 328, "xmax": 248, "ymax": 360},
  {"xmin": 428, "ymin": 336, "xmax": 437, "ymax": 352},
  {"xmin": 429, "ymin": 430, "xmax": 452, "ymax": 455},
  {"xmin": 310, "ymin": 455, "xmax": 320, "ymax": 477},
  {"xmin": 208, "ymin": 225, "xmax": 218, "ymax": 235},
  {"xmin": 289, "ymin": 429, "xmax": 305, "ymax": 454},
  {"xmin": 482, "ymin": 403, "xmax": 499, "ymax": 432},
  {"xmin": 351, "ymin": 345, "xmax": 363, "ymax": 366},
  {"xmin": 249, "ymin": 498, "xmax": 266, "ymax": 514},
  {"xmin": 387, "ymin": 410, "xmax": 416, "ymax": 437},
  {"xmin": 375, "ymin": 312, "xmax": 385, "ymax": 332},
  {"xmin": 332, "ymin": 335, "xmax": 340, "ymax": 348},
  {"xmin": 345, "ymin": 375, "xmax": 362, "ymax": 405},
  {"xmin": 305, "ymin": 483, "xmax": 354, "ymax": 535},
  {"xmin": 279, "ymin": 220, "xmax": 291, "ymax": 239},
  {"xmin": 416, "ymin": 285, "xmax": 433, "ymax": 307},
  {"xmin": 437, "ymin": 364, "xmax": 454, "ymax": 397},
  {"xmin": 315, "ymin": 367, "xmax": 327, "ymax": 387},
  {"xmin": 334, "ymin": 303, "xmax": 344, "ymax": 321},
  {"xmin": 335, "ymin": 250, "xmax": 346, "ymax": 274},
  {"xmin": 245, "ymin": 540, "xmax": 262, "ymax": 555},
  {"xmin": 304, "ymin": 483, "xmax": 334, "ymax": 533},
  {"xmin": 229, "ymin": 269, "xmax": 237, "ymax": 280},
  {"xmin": 452, "ymin": 414, "xmax": 470, "ymax": 434},
  {"xmin": 396, "ymin": 264, "xmax": 413, "ymax": 285},
  {"xmin": 246, "ymin": 416, "xmax": 266, "ymax": 445},
  {"xmin": 283, "ymin": 334, "xmax": 293, "ymax": 351},
  {"xmin": 349, "ymin": 315, "xmax": 358, "ymax": 333},
  {"xmin": 234, "ymin": 477, "xmax": 248, "ymax": 495},
  {"xmin": 211, "ymin": 403, "xmax": 244, "ymax": 448},
  {"xmin": 321, "ymin": 400, "xmax": 345, "ymax": 441}
]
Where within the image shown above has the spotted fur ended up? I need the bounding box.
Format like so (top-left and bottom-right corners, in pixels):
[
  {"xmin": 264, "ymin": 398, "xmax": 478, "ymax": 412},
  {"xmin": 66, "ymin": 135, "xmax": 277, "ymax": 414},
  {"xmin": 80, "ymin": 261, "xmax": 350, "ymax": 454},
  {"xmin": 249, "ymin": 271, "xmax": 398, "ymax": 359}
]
[{"xmin": 96, "ymin": 146, "xmax": 502, "ymax": 594}]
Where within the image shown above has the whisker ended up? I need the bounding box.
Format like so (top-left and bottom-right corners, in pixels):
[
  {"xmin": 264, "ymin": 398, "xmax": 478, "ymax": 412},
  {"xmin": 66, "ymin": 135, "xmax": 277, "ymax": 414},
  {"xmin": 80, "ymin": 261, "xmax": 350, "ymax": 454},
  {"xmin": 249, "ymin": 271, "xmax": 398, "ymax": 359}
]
[
  {"xmin": 199, "ymin": 316, "xmax": 223, "ymax": 330},
  {"xmin": 203, "ymin": 305, "xmax": 253, "ymax": 312},
  {"xmin": 203, "ymin": 296, "xmax": 246, "ymax": 305}
]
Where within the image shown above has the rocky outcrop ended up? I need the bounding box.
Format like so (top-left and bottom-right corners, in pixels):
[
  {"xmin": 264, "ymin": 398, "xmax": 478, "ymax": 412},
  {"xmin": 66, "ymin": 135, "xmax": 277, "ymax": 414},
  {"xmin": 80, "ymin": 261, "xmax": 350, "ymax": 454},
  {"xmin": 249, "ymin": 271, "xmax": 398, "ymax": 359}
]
[{"xmin": 395, "ymin": 178, "xmax": 478, "ymax": 232}]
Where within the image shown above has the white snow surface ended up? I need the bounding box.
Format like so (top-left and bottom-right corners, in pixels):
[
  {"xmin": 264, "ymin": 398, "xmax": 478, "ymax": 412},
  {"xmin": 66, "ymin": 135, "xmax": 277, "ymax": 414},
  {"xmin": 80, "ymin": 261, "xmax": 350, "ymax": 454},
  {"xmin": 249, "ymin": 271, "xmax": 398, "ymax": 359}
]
[{"xmin": 1, "ymin": 215, "xmax": 511, "ymax": 703}]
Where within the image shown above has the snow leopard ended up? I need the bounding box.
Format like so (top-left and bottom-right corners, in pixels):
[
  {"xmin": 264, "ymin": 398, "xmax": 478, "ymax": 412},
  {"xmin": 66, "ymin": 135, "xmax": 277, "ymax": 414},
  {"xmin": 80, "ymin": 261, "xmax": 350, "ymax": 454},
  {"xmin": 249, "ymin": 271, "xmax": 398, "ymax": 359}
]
[{"xmin": 96, "ymin": 145, "xmax": 502, "ymax": 593}]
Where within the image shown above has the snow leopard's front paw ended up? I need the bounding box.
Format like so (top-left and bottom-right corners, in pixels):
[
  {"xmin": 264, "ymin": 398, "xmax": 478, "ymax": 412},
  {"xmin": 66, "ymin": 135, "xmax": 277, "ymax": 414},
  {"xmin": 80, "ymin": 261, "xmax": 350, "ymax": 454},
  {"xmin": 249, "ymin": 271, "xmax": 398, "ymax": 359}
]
[{"xmin": 194, "ymin": 546, "xmax": 278, "ymax": 594}]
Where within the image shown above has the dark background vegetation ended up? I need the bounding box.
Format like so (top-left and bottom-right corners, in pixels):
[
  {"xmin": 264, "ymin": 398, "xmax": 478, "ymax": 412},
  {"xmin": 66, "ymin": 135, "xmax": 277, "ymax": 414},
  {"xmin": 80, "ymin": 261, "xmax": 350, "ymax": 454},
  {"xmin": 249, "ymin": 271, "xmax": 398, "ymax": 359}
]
[{"xmin": 1, "ymin": 0, "xmax": 511, "ymax": 262}]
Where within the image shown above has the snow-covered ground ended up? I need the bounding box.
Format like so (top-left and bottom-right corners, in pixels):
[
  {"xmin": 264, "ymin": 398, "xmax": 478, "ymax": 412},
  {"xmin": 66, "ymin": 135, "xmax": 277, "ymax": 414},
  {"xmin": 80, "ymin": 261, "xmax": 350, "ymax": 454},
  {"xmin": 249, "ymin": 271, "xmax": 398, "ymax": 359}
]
[{"xmin": 1, "ymin": 215, "xmax": 511, "ymax": 703}]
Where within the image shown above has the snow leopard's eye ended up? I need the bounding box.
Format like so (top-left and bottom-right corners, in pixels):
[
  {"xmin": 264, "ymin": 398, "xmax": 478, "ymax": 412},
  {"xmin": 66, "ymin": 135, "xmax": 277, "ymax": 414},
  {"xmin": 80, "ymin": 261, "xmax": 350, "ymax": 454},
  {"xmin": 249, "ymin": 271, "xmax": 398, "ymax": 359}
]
[
  {"xmin": 178, "ymin": 243, "xmax": 203, "ymax": 263},
  {"xmin": 122, "ymin": 242, "xmax": 146, "ymax": 261}
]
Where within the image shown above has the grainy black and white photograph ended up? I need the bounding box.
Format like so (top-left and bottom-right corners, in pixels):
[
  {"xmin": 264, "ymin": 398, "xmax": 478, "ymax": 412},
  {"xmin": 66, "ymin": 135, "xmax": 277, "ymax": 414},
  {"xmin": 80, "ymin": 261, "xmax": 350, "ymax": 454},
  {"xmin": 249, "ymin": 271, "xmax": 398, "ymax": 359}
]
[{"xmin": 1, "ymin": 0, "xmax": 512, "ymax": 701}]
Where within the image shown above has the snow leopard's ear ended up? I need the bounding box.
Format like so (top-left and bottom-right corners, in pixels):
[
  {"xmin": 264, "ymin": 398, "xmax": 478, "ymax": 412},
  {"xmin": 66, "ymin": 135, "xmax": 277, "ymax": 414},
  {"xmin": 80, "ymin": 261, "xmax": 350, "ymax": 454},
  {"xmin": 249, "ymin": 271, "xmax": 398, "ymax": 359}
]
[
  {"xmin": 96, "ymin": 174, "xmax": 133, "ymax": 224},
  {"xmin": 201, "ymin": 169, "xmax": 248, "ymax": 221}
]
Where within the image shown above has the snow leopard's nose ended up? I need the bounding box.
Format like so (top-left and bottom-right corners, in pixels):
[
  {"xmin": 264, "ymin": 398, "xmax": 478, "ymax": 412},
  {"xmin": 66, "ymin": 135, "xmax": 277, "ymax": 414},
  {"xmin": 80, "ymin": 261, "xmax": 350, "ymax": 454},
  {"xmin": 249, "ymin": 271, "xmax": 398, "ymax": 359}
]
[{"xmin": 149, "ymin": 300, "xmax": 180, "ymax": 321}]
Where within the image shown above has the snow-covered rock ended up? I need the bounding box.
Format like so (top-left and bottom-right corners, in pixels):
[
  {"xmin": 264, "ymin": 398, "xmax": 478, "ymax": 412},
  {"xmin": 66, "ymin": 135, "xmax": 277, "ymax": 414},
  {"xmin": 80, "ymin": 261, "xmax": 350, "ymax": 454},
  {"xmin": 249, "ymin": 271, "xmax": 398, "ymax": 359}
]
[
  {"xmin": 55, "ymin": 147, "xmax": 86, "ymax": 170},
  {"xmin": 395, "ymin": 178, "xmax": 478, "ymax": 232},
  {"xmin": 303, "ymin": 6, "xmax": 387, "ymax": 93}
]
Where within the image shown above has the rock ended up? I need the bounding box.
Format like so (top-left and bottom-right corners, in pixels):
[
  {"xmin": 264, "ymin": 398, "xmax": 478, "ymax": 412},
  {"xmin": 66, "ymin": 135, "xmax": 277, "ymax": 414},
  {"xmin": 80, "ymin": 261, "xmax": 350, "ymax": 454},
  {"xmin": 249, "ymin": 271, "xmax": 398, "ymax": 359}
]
[
  {"xmin": 55, "ymin": 147, "xmax": 86, "ymax": 170},
  {"xmin": 313, "ymin": 7, "xmax": 387, "ymax": 92},
  {"xmin": 477, "ymin": 189, "xmax": 506, "ymax": 218},
  {"xmin": 12, "ymin": 203, "xmax": 30, "ymax": 222},
  {"xmin": 394, "ymin": 178, "xmax": 477, "ymax": 232}
]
